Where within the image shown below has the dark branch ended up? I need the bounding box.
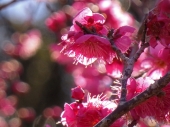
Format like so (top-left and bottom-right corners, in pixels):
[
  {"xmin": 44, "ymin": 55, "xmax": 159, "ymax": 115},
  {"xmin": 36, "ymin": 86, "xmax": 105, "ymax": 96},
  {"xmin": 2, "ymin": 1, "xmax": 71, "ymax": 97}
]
[
  {"xmin": 94, "ymin": 14, "xmax": 150, "ymax": 126},
  {"xmin": 46, "ymin": 4, "xmax": 55, "ymax": 13},
  {"xmin": 0, "ymin": 0, "xmax": 17, "ymax": 10},
  {"xmin": 132, "ymin": 43, "xmax": 149, "ymax": 61},
  {"xmin": 111, "ymin": 42, "xmax": 129, "ymax": 62},
  {"xmin": 75, "ymin": 21, "xmax": 93, "ymax": 34},
  {"xmin": 119, "ymin": 15, "xmax": 148, "ymax": 103},
  {"xmin": 119, "ymin": 58, "xmax": 133, "ymax": 103},
  {"xmin": 94, "ymin": 71, "xmax": 170, "ymax": 127}
]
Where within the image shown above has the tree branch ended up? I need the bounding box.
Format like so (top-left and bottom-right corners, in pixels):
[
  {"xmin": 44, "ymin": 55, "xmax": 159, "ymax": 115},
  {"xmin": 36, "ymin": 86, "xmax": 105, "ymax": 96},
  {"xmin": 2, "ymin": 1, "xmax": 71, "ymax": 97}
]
[
  {"xmin": 94, "ymin": 71, "xmax": 170, "ymax": 127},
  {"xmin": 119, "ymin": 43, "xmax": 149, "ymax": 103},
  {"xmin": 75, "ymin": 21, "xmax": 94, "ymax": 34},
  {"xmin": 75, "ymin": 20, "xmax": 148, "ymax": 106},
  {"xmin": 119, "ymin": 15, "xmax": 148, "ymax": 103},
  {"xmin": 0, "ymin": 0, "xmax": 17, "ymax": 10},
  {"xmin": 111, "ymin": 42, "xmax": 129, "ymax": 62}
]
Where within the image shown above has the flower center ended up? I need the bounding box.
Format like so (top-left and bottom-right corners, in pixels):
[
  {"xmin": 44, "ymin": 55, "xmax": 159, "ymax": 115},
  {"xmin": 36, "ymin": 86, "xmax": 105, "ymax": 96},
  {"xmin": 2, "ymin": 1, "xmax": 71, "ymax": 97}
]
[
  {"xmin": 156, "ymin": 60, "xmax": 166, "ymax": 68},
  {"xmin": 84, "ymin": 17, "xmax": 103, "ymax": 33}
]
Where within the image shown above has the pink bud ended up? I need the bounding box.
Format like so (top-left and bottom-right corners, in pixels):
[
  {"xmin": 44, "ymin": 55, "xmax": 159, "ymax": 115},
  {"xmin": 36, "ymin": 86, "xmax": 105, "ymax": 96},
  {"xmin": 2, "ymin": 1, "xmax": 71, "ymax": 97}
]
[{"xmin": 71, "ymin": 86, "xmax": 85, "ymax": 101}]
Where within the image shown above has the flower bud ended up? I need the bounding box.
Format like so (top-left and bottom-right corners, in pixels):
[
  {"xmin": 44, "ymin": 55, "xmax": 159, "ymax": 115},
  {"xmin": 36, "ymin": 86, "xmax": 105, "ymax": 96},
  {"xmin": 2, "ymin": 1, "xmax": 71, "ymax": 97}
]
[{"xmin": 71, "ymin": 86, "xmax": 85, "ymax": 101}]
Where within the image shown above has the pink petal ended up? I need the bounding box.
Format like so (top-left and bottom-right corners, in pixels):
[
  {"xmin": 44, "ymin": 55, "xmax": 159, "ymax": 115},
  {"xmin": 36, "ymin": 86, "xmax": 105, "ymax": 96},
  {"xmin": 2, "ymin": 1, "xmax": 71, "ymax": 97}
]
[
  {"xmin": 92, "ymin": 13, "xmax": 106, "ymax": 24},
  {"xmin": 99, "ymin": 26, "xmax": 108, "ymax": 35},
  {"xmin": 149, "ymin": 37, "xmax": 158, "ymax": 48},
  {"xmin": 115, "ymin": 26, "xmax": 135, "ymax": 37},
  {"xmin": 160, "ymin": 36, "xmax": 170, "ymax": 47},
  {"xmin": 114, "ymin": 36, "xmax": 131, "ymax": 52},
  {"xmin": 61, "ymin": 103, "xmax": 75, "ymax": 118},
  {"xmin": 75, "ymin": 35, "xmax": 110, "ymax": 45},
  {"xmin": 158, "ymin": 48, "xmax": 170, "ymax": 61},
  {"xmin": 149, "ymin": 41, "xmax": 164, "ymax": 57},
  {"xmin": 65, "ymin": 35, "xmax": 115, "ymax": 65},
  {"xmin": 73, "ymin": 7, "xmax": 92, "ymax": 25},
  {"xmin": 106, "ymin": 59, "xmax": 123, "ymax": 78},
  {"xmin": 127, "ymin": 78, "xmax": 137, "ymax": 93}
]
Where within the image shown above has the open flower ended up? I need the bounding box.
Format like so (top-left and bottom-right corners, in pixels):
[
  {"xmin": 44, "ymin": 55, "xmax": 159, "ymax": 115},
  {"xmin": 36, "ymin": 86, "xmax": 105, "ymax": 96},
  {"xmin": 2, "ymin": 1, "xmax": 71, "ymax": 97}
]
[
  {"xmin": 147, "ymin": 15, "xmax": 170, "ymax": 48},
  {"xmin": 127, "ymin": 77, "xmax": 170, "ymax": 122},
  {"xmin": 61, "ymin": 89, "xmax": 126, "ymax": 127},
  {"xmin": 147, "ymin": 0, "xmax": 170, "ymax": 48},
  {"xmin": 59, "ymin": 8, "xmax": 113, "ymax": 65},
  {"xmin": 138, "ymin": 42, "xmax": 170, "ymax": 80},
  {"xmin": 64, "ymin": 35, "xmax": 115, "ymax": 65},
  {"xmin": 58, "ymin": 7, "xmax": 135, "ymax": 65},
  {"xmin": 72, "ymin": 7, "xmax": 107, "ymax": 35}
]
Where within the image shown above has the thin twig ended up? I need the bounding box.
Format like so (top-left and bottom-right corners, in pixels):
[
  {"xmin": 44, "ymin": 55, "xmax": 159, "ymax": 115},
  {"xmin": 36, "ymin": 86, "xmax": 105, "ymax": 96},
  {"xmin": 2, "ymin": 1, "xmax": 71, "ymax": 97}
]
[
  {"xmin": 107, "ymin": 29, "xmax": 114, "ymax": 39},
  {"xmin": 75, "ymin": 21, "xmax": 93, "ymax": 34},
  {"xmin": 46, "ymin": 3, "xmax": 55, "ymax": 13},
  {"xmin": 133, "ymin": 43, "xmax": 149, "ymax": 61},
  {"xmin": 136, "ymin": 14, "xmax": 148, "ymax": 42},
  {"xmin": 119, "ymin": 15, "xmax": 148, "ymax": 103},
  {"xmin": 0, "ymin": 0, "xmax": 17, "ymax": 10},
  {"xmin": 119, "ymin": 59, "xmax": 132, "ymax": 103},
  {"xmin": 111, "ymin": 41, "xmax": 129, "ymax": 62}
]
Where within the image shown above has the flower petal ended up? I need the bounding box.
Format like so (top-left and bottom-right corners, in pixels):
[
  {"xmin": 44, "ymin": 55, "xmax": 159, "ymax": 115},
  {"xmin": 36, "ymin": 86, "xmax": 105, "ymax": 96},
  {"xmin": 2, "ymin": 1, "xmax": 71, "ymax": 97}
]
[
  {"xmin": 114, "ymin": 36, "xmax": 131, "ymax": 52},
  {"xmin": 73, "ymin": 7, "xmax": 92, "ymax": 25},
  {"xmin": 92, "ymin": 13, "xmax": 106, "ymax": 24},
  {"xmin": 114, "ymin": 26, "xmax": 135, "ymax": 38}
]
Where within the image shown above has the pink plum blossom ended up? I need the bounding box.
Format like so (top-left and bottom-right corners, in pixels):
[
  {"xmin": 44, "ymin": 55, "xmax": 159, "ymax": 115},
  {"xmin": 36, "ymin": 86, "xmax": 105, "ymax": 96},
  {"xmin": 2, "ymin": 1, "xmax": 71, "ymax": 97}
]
[
  {"xmin": 105, "ymin": 58, "xmax": 123, "ymax": 78},
  {"xmin": 72, "ymin": 7, "xmax": 107, "ymax": 35},
  {"xmin": 59, "ymin": 8, "xmax": 115, "ymax": 65},
  {"xmin": 147, "ymin": 15, "xmax": 170, "ymax": 48},
  {"xmin": 64, "ymin": 35, "xmax": 115, "ymax": 65},
  {"xmin": 147, "ymin": 0, "xmax": 170, "ymax": 48},
  {"xmin": 61, "ymin": 93, "xmax": 125, "ymax": 127},
  {"xmin": 137, "ymin": 42, "xmax": 170, "ymax": 80},
  {"xmin": 154, "ymin": 0, "xmax": 170, "ymax": 18},
  {"xmin": 98, "ymin": 0, "xmax": 134, "ymax": 28},
  {"xmin": 59, "ymin": 7, "xmax": 135, "ymax": 65},
  {"xmin": 45, "ymin": 11, "xmax": 67, "ymax": 33},
  {"xmin": 127, "ymin": 77, "xmax": 170, "ymax": 122},
  {"xmin": 67, "ymin": 64, "xmax": 112, "ymax": 96},
  {"xmin": 4, "ymin": 30, "xmax": 42, "ymax": 59}
]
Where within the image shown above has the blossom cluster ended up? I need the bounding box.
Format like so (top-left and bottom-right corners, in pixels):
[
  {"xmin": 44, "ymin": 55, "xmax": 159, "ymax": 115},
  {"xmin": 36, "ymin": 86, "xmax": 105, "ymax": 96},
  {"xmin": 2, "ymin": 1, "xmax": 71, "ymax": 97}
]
[
  {"xmin": 59, "ymin": 7, "xmax": 135, "ymax": 66},
  {"xmin": 45, "ymin": 0, "xmax": 170, "ymax": 127},
  {"xmin": 127, "ymin": 77, "xmax": 170, "ymax": 122},
  {"xmin": 0, "ymin": 29, "xmax": 42, "ymax": 126},
  {"xmin": 61, "ymin": 86, "xmax": 125, "ymax": 127}
]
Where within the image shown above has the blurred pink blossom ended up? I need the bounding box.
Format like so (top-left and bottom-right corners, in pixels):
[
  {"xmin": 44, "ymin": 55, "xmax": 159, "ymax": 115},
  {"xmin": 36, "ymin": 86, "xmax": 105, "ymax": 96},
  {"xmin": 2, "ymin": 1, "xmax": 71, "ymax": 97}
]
[
  {"xmin": 4, "ymin": 29, "xmax": 42, "ymax": 59},
  {"xmin": 46, "ymin": 11, "xmax": 67, "ymax": 33}
]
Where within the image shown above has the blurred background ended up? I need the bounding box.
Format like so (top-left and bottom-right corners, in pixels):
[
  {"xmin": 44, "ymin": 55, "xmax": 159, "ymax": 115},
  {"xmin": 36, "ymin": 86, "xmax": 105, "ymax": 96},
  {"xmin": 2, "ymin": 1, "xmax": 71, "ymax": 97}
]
[{"xmin": 0, "ymin": 0, "xmax": 158, "ymax": 127}]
